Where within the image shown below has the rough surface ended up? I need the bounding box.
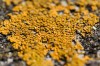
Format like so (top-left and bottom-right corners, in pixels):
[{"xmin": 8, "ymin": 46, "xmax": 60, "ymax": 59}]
[
  {"xmin": 0, "ymin": 33, "xmax": 26, "ymax": 66},
  {"xmin": 0, "ymin": 0, "xmax": 100, "ymax": 66}
]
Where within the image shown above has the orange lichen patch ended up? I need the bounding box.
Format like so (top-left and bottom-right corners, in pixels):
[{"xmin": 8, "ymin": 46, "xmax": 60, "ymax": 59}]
[
  {"xmin": 49, "ymin": 5, "xmax": 69, "ymax": 16},
  {"xmin": 0, "ymin": 0, "xmax": 99, "ymax": 66},
  {"xmin": 3, "ymin": 0, "xmax": 22, "ymax": 5}
]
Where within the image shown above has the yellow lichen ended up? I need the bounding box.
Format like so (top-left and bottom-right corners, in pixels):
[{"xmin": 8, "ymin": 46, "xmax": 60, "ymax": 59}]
[{"xmin": 0, "ymin": 0, "xmax": 99, "ymax": 66}]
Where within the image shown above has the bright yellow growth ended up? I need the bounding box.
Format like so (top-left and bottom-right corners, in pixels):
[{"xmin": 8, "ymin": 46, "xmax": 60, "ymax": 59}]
[{"xmin": 0, "ymin": 0, "xmax": 99, "ymax": 66}]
